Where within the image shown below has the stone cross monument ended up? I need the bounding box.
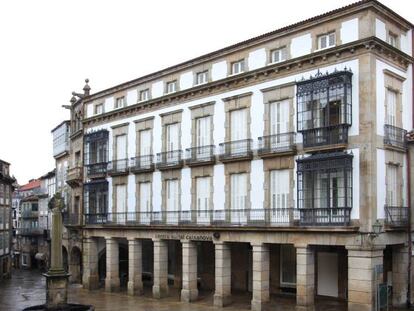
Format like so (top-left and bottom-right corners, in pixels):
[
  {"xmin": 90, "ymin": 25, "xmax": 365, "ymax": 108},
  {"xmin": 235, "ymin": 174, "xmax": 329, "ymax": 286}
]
[{"xmin": 44, "ymin": 192, "xmax": 70, "ymax": 309}]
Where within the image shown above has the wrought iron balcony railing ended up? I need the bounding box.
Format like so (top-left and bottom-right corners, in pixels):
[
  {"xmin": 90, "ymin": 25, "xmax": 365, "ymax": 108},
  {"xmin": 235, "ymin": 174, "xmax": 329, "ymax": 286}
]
[
  {"xmin": 301, "ymin": 124, "xmax": 349, "ymax": 149},
  {"xmin": 66, "ymin": 166, "xmax": 83, "ymax": 187},
  {"xmin": 258, "ymin": 133, "xmax": 296, "ymax": 157},
  {"xmin": 185, "ymin": 145, "xmax": 216, "ymax": 166},
  {"xmin": 62, "ymin": 212, "xmax": 80, "ymax": 226},
  {"xmin": 130, "ymin": 155, "xmax": 155, "ymax": 173},
  {"xmin": 219, "ymin": 139, "xmax": 253, "ymax": 162},
  {"xmin": 156, "ymin": 150, "xmax": 184, "ymax": 170},
  {"xmin": 17, "ymin": 227, "xmax": 44, "ymax": 236},
  {"xmin": 384, "ymin": 124, "xmax": 407, "ymax": 150},
  {"xmin": 86, "ymin": 162, "xmax": 108, "ymax": 177},
  {"xmin": 385, "ymin": 205, "xmax": 408, "ymax": 227},
  {"xmin": 21, "ymin": 210, "xmax": 38, "ymax": 219},
  {"xmin": 107, "ymin": 159, "xmax": 129, "ymax": 176},
  {"xmin": 298, "ymin": 207, "xmax": 351, "ymax": 226}
]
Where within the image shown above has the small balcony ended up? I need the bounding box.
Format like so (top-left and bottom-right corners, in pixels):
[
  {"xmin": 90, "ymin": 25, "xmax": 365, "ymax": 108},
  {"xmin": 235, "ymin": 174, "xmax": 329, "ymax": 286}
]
[
  {"xmin": 108, "ymin": 159, "xmax": 129, "ymax": 176},
  {"xmin": 21, "ymin": 210, "xmax": 38, "ymax": 219},
  {"xmin": 258, "ymin": 133, "xmax": 296, "ymax": 158},
  {"xmin": 63, "ymin": 212, "xmax": 80, "ymax": 226},
  {"xmin": 156, "ymin": 150, "xmax": 184, "ymax": 170},
  {"xmin": 384, "ymin": 124, "xmax": 407, "ymax": 151},
  {"xmin": 302, "ymin": 124, "xmax": 349, "ymax": 150},
  {"xmin": 298, "ymin": 207, "xmax": 352, "ymax": 226},
  {"xmin": 17, "ymin": 227, "xmax": 44, "ymax": 236},
  {"xmin": 86, "ymin": 162, "xmax": 108, "ymax": 178},
  {"xmin": 385, "ymin": 205, "xmax": 408, "ymax": 227},
  {"xmin": 219, "ymin": 139, "xmax": 253, "ymax": 163},
  {"xmin": 185, "ymin": 145, "xmax": 216, "ymax": 167},
  {"xmin": 66, "ymin": 166, "xmax": 83, "ymax": 187},
  {"xmin": 130, "ymin": 155, "xmax": 155, "ymax": 174},
  {"xmin": 84, "ymin": 213, "xmax": 108, "ymax": 225}
]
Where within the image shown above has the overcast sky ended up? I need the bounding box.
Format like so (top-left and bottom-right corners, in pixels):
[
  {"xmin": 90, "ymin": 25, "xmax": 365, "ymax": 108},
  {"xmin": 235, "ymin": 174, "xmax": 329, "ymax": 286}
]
[{"xmin": 0, "ymin": 0, "xmax": 411, "ymax": 184}]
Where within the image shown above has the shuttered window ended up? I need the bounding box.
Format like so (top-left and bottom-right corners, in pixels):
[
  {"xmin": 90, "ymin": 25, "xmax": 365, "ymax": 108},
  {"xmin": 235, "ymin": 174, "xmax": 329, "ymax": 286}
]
[
  {"xmin": 139, "ymin": 129, "xmax": 152, "ymax": 156},
  {"xmin": 196, "ymin": 116, "xmax": 211, "ymax": 147},
  {"xmin": 230, "ymin": 109, "xmax": 247, "ymax": 141},
  {"xmin": 270, "ymin": 170, "xmax": 289, "ymax": 209},
  {"xmin": 166, "ymin": 179, "xmax": 179, "ymax": 212},
  {"xmin": 386, "ymin": 89, "xmax": 397, "ymax": 126},
  {"xmin": 231, "ymin": 173, "xmax": 247, "ymax": 210}
]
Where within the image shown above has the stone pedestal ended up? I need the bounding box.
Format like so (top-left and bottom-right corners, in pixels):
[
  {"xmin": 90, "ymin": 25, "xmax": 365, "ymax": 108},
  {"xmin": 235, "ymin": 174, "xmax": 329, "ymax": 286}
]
[
  {"xmin": 214, "ymin": 242, "xmax": 232, "ymax": 307},
  {"xmin": 105, "ymin": 238, "xmax": 120, "ymax": 292},
  {"xmin": 45, "ymin": 271, "xmax": 70, "ymax": 309},
  {"xmin": 347, "ymin": 246, "xmax": 384, "ymax": 311},
  {"xmin": 181, "ymin": 240, "xmax": 198, "ymax": 302},
  {"xmin": 152, "ymin": 239, "xmax": 169, "ymax": 298},
  {"xmin": 251, "ymin": 243, "xmax": 270, "ymax": 311},
  {"xmin": 82, "ymin": 237, "xmax": 99, "ymax": 290},
  {"xmin": 128, "ymin": 239, "xmax": 144, "ymax": 296},
  {"xmin": 295, "ymin": 245, "xmax": 315, "ymax": 311},
  {"xmin": 392, "ymin": 245, "xmax": 409, "ymax": 307}
]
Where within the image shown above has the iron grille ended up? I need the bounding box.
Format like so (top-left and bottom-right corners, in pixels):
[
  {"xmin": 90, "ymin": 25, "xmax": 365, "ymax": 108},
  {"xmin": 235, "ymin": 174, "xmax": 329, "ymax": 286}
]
[
  {"xmin": 258, "ymin": 133, "xmax": 296, "ymax": 155},
  {"xmin": 385, "ymin": 205, "xmax": 408, "ymax": 227},
  {"xmin": 186, "ymin": 145, "xmax": 216, "ymax": 165},
  {"xmin": 156, "ymin": 150, "xmax": 183, "ymax": 169},
  {"xmin": 130, "ymin": 155, "xmax": 154, "ymax": 173},
  {"xmin": 384, "ymin": 124, "xmax": 407, "ymax": 150},
  {"xmin": 84, "ymin": 181, "xmax": 108, "ymax": 220},
  {"xmin": 219, "ymin": 139, "xmax": 253, "ymax": 161}
]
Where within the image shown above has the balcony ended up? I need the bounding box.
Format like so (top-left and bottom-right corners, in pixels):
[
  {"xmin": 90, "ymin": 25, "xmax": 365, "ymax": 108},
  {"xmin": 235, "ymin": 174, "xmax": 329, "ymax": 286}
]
[
  {"xmin": 185, "ymin": 145, "xmax": 216, "ymax": 167},
  {"xmin": 21, "ymin": 210, "xmax": 38, "ymax": 219},
  {"xmin": 130, "ymin": 155, "xmax": 155, "ymax": 174},
  {"xmin": 302, "ymin": 124, "xmax": 349, "ymax": 150},
  {"xmin": 156, "ymin": 150, "xmax": 184, "ymax": 170},
  {"xmin": 258, "ymin": 133, "xmax": 296, "ymax": 158},
  {"xmin": 385, "ymin": 205, "xmax": 408, "ymax": 227},
  {"xmin": 108, "ymin": 159, "xmax": 129, "ymax": 176},
  {"xmin": 84, "ymin": 208, "xmax": 301, "ymax": 227},
  {"xmin": 86, "ymin": 162, "xmax": 107, "ymax": 178},
  {"xmin": 298, "ymin": 208, "xmax": 351, "ymax": 226},
  {"xmin": 63, "ymin": 212, "xmax": 80, "ymax": 226},
  {"xmin": 219, "ymin": 139, "xmax": 253, "ymax": 163},
  {"xmin": 384, "ymin": 125, "xmax": 407, "ymax": 151},
  {"xmin": 17, "ymin": 227, "xmax": 44, "ymax": 236},
  {"xmin": 66, "ymin": 166, "xmax": 83, "ymax": 187}
]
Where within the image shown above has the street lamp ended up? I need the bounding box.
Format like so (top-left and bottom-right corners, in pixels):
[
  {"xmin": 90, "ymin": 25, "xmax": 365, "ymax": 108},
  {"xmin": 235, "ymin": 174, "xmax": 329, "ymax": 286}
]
[{"xmin": 371, "ymin": 220, "xmax": 383, "ymax": 237}]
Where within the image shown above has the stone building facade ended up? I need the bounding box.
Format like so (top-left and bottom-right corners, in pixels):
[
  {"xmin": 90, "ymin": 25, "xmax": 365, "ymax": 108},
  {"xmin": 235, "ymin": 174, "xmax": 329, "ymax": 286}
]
[{"xmin": 61, "ymin": 1, "xmax": 414, "ymax": 311}]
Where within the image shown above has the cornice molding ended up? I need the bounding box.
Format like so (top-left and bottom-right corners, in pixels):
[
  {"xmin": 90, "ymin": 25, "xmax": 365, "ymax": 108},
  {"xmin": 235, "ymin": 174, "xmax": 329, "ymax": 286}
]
[{"xmin": 83, "ymin": 37, "xmax": 413, "ymax": 128}]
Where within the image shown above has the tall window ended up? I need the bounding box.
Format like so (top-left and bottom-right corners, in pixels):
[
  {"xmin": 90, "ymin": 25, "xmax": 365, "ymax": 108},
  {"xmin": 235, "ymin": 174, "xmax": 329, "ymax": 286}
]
[
  {"xmin": 85, "ymin": 130, "xmax": 109, "ymax": 166},
  {"xmin": 166, "ymin": 81, "xmax": 177, "ymax": 94},
  {"xmin": 270, "ymin": 47, "xmax": 287, "ymax": 63},
  {"xmin": 196, "ymin": 71, "xmax": 208, "ymax": 85},
  {"xmin": 139, "ymin": 89, "xmax": 150, "ymax": 102},
  {"xmin": 116, "ymin": 184, "xmax": 127, "ymax": 220},
  {"xmin": 386, "ymin": 89, "xmax": 397, "ymax": 126},
  {"xmin": 166, "ymin": 179, "xmax": 179, "ymax": 213},
  {"xmin": 166, "ymin": 123, "xmax": 179, "ymax": 152},
  {"xmin": 115, "ymin": 135, "xmax": 127, "ymax": 160},
  {"xmin": 196, "ymin": 177, "xmax": 210, "ymax": 221},
  {"xmin": 231, "ymin": 173, "xmax": 247, "ymax": 210},
  {"xmin": 84, "ymin": 181, "xmax": 108, "ymax": 217},
  {"xmin": 386, "ymin": 164, "xmax": 398, "ymax": 206},
  {"xmin": 196, "ymin": 116, "xmax": 211, "ymax": 147},
  {"xmin": 115, "ymin": 96, "xmax": 125, "ymax": 109},
  {"xmin": 270, "ymin": 100, "xmax": 289, "ymax": 135},
  {"xmin": 388, "ymin": 32, "xmax": 398, "ymax": 47},
  {"xmin": 270, "ymin": 170, "xmax": 289, "ymax": 209},
  {"xmin": 139, "ymin": 129, "xmax": 152, "ymax": 156},
  {"xmin": 318, "ymin": 32, "xmax": 336, "ymax": 50},
  {"xmin": 231, "ymin": 60, "xmax": 245, "ymax": 75},
  {"xmin": 95, "ymin": 103, "xmax": 104, "ymax": 115},
  {"xmin": 230, "ymin": 109, "xmax": 247, "ymax": 141},
  {"xmin": 139, "ymin": 182, "xmax": 151, "ymax": 213}
]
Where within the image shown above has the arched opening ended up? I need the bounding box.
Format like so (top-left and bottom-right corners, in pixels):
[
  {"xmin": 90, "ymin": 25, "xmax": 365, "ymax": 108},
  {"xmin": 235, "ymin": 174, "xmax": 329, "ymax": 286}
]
[
  {"xmin": 69, "ymin": 246, "xmax": 82, "ymax": 284},
  {"xmin": 62, "ymin": 246, "xmax": 69, "ymax": 272}
]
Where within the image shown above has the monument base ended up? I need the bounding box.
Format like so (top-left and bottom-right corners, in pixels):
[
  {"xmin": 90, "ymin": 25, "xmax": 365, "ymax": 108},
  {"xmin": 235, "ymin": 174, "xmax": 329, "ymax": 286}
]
[{"xmin": 43, "ymin": 269, "xmax": 70, "ymax": 308}]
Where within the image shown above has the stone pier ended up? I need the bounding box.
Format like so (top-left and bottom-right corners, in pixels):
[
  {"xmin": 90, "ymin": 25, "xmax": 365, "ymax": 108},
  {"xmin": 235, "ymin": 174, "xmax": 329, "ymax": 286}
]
[
  {"xmin": 214, "ymin": 241, "xmax": 232, "ymax": 307},
  {"xmin": 152, "ymin": 239, "xmax": 169, "ymax": 298},
  {"xmin": 128, "ymin": 239, "xmax": 144, "ymax": 296},
  {"xmin": 296, "ymin": 245, "xmax": 315, "ymax": 311},
  {"xmin": 82, "ymin": 237, "xmax": 99, "ymax": 290},
  {"xmin": 181, "ymin": 240, "xmax": 198, "ymax": 302},
  {"xmin": 105, "ymin": 238, "xmax": 120, "ymax": 292},
  {"xmin": 251, "ymin": 243, "xmax": 270, "ymax": 311}
]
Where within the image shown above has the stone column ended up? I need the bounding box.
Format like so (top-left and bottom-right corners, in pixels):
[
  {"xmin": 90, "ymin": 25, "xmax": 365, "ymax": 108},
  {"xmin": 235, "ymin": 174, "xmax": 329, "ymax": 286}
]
[
  {"xmin": 347, "ymin": 246, "xmax": 384, "ymax": 311},
  {"xmin": 105, "ymin": 238, "xmax": 120, "ymax": 292},
  {"xmin": 214, "ymin": 241, "xmax": 232, "ymax": 307},
  {"xmin": 152, "ymin": 239, "xmax": 169, "ymax": 298},
  {"xmin": 181, "ymin": 240, "xmax": 198, "ymax": 302},
  {"xmin": 82, "ymin": 237, "xmax": 99, "ymax": 290},
  {"xmin": 251, "ymin": 243, "xmax": 270, "ymax": 311},
  {"xmin": 296, "ymin": 245, "xmax": 315, "ymax": 311},
  {"xmin": 128, "ymin": 239, "xmax": 143, "ymax": 296},
  {"xmin": 392, "ymin": 245, "xmax": 409, "ymax": 307}
]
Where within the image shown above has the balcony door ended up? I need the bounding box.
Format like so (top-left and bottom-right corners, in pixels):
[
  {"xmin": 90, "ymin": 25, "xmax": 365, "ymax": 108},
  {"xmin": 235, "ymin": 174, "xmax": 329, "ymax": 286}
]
[
  {"xmin": 116, "ymin": 184, "xmax": 127, "ymax": 224},
  {"xmin": 196, "ymin": 176, "xmax": 210, "ymax": 224},
  {"xmin": 166, "ymin": 123, "xmax": 179, "ymax": 161},
  {"xmin": 116, "ymin": 135, "xmax": 127, "ymax": 170},
  {"xmin": 270, "ymin": 100, "xmax": 289, "ymax": 148},
  {"xmin": 139, "ymin": 129, "xmax": 151, "ymax": 156},
  {"xmin": 315, "ymin": 172, "xmax": 345, "ymax": 224},
  {"xmin": 196, "ymin": 116, "xmax": 211, "ymax": 159},
  {"xmin": 139, "ymin": 182, "xmax": 151, "ymax": 225},
  {"xmin": 386, "ymin": 89, "xmax": 397, "ymax": 127},
  {"xmin": 230, "ymin": 173, "xmax": 247, "ymax": 224},
  {"xmin": 270, "ymin": 170, "xmax": 290, "ymax": 225},
  {"xmin": 230, "ymin": 109, "xmax": 247, "ymax": 154},
  {"xmin": 166, "ymin": 179, "xmax": 179, "ymax": 224}
]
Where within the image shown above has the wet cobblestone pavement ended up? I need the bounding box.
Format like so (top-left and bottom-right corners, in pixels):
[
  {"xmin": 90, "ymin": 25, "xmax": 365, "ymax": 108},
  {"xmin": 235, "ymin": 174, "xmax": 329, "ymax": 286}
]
[{"xmin": 0, "ymin": 269, "xmax": 410, "ymax": 311}]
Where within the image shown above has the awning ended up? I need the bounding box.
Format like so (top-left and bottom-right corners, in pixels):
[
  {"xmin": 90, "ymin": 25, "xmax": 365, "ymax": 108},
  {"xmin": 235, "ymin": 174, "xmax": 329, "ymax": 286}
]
[{"xmin": 35, "ymin": 253, "xmax": 46, "ymax": 261}]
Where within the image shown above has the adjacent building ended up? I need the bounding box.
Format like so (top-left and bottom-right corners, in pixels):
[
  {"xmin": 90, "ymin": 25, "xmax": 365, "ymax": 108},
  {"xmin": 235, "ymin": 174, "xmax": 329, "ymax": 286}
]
[
  {"xmin": 0, "ymin": 160, "xmax": 15, "ymax": 281},
  {"xmin": 59, "ymin": 1, "xmax": 414, "ymax": 311}
]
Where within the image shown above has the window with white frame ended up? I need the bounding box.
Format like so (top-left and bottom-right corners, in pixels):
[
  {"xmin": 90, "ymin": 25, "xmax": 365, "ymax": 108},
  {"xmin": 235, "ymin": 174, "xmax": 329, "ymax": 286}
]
[
  {"xmin": 139, "ymin": 89, "xmax": 150, "ymax": 102},
  {"xmin": 139, "ymin": 129, "xmax": 152, "ymax": 156},
  {"xmin": 196, "ymin": 71, "xmax": 208, "ymax": 85},
  {"xmin": 166, "ymin": 179, "xmax": 179, "ymax": 213},
  {"xmin": 318, "ymin": 32, "xmax": 336, "ymax": 50},
  {"xmin": 166, "ymin": 81, "xmax": 177, "ymax": 94},
  {"xmin": 270, "ymin": 100, "xmax": 289, "ymax": 135},
  {"xmin": 114, "ymin": 96, "xmax": 125, "ymax": 109},
  {"xmin": 230, "ymin": 109, "xmax": 248, "ymax": 141},
  {"xmin": 388, "ymin": 32, "xmax": 398, "ymax": 47},
  {"xmin": 386, "ymin": 164, "xmax": 398, "ymax": 206},
  {"xmin": 231, "ymin": 173, "xmax": 247, "ymax": 210},
  {"xmin": 196, "ymin": 116, "xmax": 211, "ymax": 147},
  {"xmin": 270, "ymin": 47, "xmax": 287, "ymax": 64},
  {"xmin": 139, "ymin": 182, "xmax": 151, "ymax": 214},
  {"xmin": 116, "ymin": 184, "xmax": 127, "ymax": 219},
  {"xmin": 386, "ymin": 89, "xmax": 397, "ymax": 126},
  {"xmin": 95, "ymin": 103, "xmax": 104, "ymax": 115},
  {"xmin": 196, "ymin": 176, "xmax": 210, "ymax": 217},
  {"xmin": 270, "ymin": 170, "xmax": 289, "ymax": 209},
  {"xmin": 231, "ymin": 60, "xmax": 245, "ymax": 75},
  {"xmin": 166, "ymin": 123, "xmax": 179, "ymax": 152}
]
